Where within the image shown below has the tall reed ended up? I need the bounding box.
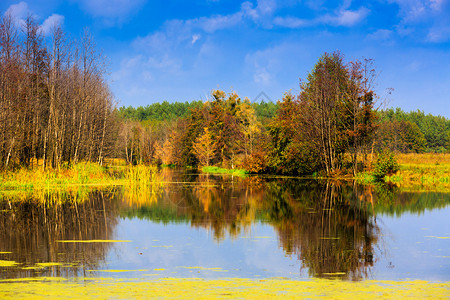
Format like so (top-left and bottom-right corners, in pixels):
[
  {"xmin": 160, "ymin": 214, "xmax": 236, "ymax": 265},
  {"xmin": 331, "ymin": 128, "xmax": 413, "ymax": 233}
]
[{"xmin": 123, "ymin": 165, "xmax": 163, "ymax": 207}]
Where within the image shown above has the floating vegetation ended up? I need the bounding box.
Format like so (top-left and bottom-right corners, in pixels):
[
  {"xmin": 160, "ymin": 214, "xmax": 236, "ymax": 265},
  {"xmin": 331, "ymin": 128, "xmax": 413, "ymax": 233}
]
[
  {"xmin": 22, "ymin": 263, "xmax": 75, "ymax": 270},
  {"xmin": 88, "ymin": 269, "xmax": 149, "ymax": 273},
  {"xmin": 176, "ymin": 267, "xmax": 223, "ymax": 271},
  {"xmin": 0, "ymin": 277, "xmax": 448, "ymax": 299},
  {"xmin": 425, "ymin": 236, "xmax": 450, "ymax": 239},
  {"xmin": 0, "ymin": 260, "xmax": 18, "ymax": 267},
  {"xmin": 56, "ymin": 240, "xmax": 132, "ymax": 243}
]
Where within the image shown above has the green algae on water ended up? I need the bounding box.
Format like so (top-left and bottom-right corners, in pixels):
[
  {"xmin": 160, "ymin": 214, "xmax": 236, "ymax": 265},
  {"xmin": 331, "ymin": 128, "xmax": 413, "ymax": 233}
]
[{"xmin": 0, "ymin": 277, "xmax": 448, "ymax": 299}]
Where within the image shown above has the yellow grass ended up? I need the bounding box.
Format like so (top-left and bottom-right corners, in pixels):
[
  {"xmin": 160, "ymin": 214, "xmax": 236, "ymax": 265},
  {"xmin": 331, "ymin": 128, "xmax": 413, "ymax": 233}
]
[
  {"xmin": 386, "ymin": 153, "xmax": 450, "ymax": 192},
  {"xmin": 0, "ymin": 163, "xmax": 163, "ymax": 205},
  {"xmin": 0, "ymin": 163, "xmax": 160, "ymax": 189}
]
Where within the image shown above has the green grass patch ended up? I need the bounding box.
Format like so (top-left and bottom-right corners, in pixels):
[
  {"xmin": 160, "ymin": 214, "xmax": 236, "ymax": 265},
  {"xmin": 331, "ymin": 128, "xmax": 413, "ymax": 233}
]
[
  {"xmin": 355, "ymin": 172, "xmax": 376, "ymax": 184},
  {"xmin": 201, "ymin": 166, "xmax": 248, "ymax": 177}
]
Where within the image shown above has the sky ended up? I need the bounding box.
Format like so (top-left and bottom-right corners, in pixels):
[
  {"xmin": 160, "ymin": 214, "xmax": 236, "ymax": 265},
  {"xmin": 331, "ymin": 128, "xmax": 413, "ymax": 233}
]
[{"xmin": 1, "ymin": 0, "xmax": 450, "ymax": 117}]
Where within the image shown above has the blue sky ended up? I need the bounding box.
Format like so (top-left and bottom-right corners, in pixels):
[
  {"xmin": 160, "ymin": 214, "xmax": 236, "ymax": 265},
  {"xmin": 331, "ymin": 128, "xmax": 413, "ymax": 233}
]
[{"xmin": 1, "ymin": 0, "xmax": 450, "ymax": 117}]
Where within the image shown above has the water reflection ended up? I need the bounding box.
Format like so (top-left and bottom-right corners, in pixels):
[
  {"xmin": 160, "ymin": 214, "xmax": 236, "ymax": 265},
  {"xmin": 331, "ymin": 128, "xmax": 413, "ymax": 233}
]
[
  {"xmin": 262, "ymin": 181, "xmax": 379, "ymax": 280},
  {"xmin": 0, "ymin": 189, "xmax": 121, "ymax": 279},
  {"xmin": 122, "ymin": 173, "xmax": 381, "ymax": 279},
  {"xmin": 1, "ymin": 170, "xmax": 449, "ymax": 280}
]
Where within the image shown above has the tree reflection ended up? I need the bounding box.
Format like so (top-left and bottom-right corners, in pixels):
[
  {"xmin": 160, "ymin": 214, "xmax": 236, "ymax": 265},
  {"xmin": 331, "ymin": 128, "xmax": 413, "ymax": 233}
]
[
  {"xmin": 261, "ymin": 180, "xmax": 380, "ymax": 280},
  {"xmin": 122, "ymin": 171, "xmax": 383, "ymax": 280},
  {"xmin": 122, "ymin": 172, "xmax": 261, "ymax": 241},
  {"xmin": 0, "ymin": 188, "xmax": 121, "ymax": 279},
  {"xmin": 2, "ymin": 170, "xmax": 448, "ymax": 281}
]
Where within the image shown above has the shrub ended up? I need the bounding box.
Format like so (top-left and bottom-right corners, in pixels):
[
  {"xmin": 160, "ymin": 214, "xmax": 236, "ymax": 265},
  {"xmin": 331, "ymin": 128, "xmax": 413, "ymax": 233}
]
[
  {"xmin": 373, "ymin": 151, "xmax": 399, "ymax": 181},
  {"xmin": 242, "ymin": 151, "xmax": 266, "ymax": 173}
]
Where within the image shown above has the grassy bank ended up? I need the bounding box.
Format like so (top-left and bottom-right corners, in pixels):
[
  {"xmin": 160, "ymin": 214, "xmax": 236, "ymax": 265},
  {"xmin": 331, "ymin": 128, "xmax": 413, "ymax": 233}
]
[
  {"xmin": 355, "ymin": 153, "xmax": 450, "ymax": 192},
  {"xmin": 0, "ymin": 163, "xmax": 160, "ymax": 190},
  {"xmin": 386, "ymin": 153, "xmax": 450, "ymax": 191},
  {"xmin": 2, "ymin": 154, "xmax": 450, "ymax": 192},
  {"xmin": 0, "ymin": 163, "xmax": 164, "ymax": 206},
  {"xmin": 201, "ymin": 166, "xmax": 248, "ymax": 177},
  {"xmin": 0, "ymin": 163, "xmax": 113, "ymax": 189}
]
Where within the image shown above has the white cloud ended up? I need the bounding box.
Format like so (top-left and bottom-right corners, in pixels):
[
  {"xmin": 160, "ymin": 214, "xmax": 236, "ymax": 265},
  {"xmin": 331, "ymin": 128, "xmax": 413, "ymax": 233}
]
[
  {"xmin": 426, "ymin": 26, "xmax": 450, "ymax": 42},
  {"xmin": 242, "ymin": 0, "xmax": 276, "ymax": 27},
  {"xmin": 336, "ymin": 8, "xmax": 369, "ymax": 26},
  {"xmin": 192, "ymin": 12, "xmax": 244, "ymax": 33},
  {"xmin": 71, "ymin": 0, "xmax": 146, "ymax": 24},
  {"xmin": 321, "ymin": 7, "xmax": 370, "ymax": 27},
  {"xmin": 40, "ymin": 14, "xmax": 64, "ymax": 35},
  {"xmin": 254, "ymin": 68, "xmax": 271, "ymax": 85},
  {"xmin": 274, "ymin": 7, "xmax": 369, "ymax": 28},
  {"xmin": 4, "ymin": 1, "xmax": 29, "ymax": 28},
  {"xmin": 407, "ymin": 60, "xmax": 422, "ymax": 71},
  {"xmin": 388, "ymin": 0, "xmax": 448, "ymax": 22},
  {"xmin": 5, "ymin": 1, "xmax": 28, "ymax": 20},
  {"xmin": 273, "ymin": 16, "xmax": 308, "ymax": 28},
  {"xmin": 367, "ymin": 29, "xmax": 394, "ymax": 41},
  {"xmin": 244, "ymin": 42, "xmax": 306, "ymax": 87},
  {"xmin": 429, "ymin": 0, "xmax": 445, "ymax": 11},
  {"xmin": 146, "ymin": 54, "xmax": 182, "ymax": 75},
  {"xmin": 4, "ymin": 2, "xmax": 64, "ymax": 35},
  {"xmin": 387, "ymin": 0, "xmax": 450, "ymax": 42},
  {"xmin": 192, "ymin": 34, "xmax": 201, "ymax": 45}
]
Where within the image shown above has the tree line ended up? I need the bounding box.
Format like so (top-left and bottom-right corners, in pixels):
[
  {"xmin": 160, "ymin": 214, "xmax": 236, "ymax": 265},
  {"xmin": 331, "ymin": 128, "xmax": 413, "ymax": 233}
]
[
  {"xmin": 118, "ymin": 52, "xmax": 379, "ymax": 176},
  {"xmin": 120, "ymin": 103, "xmax": 450, "ymax": 157},
  {"xmin": 2, "ymin": 11, "xmax": 448, "ymax": 175},
  {"xmin": 118, "ymin": 99, "xmax": 278, "ymax": 123},
  {"xmin": 119, "ymin": 91, "xmax": 450, "ymax": 174},
  {"xmin": 117, "ymin": 52, "xmax": 450, "ymax": 176},
  {"xmin": 0, "ymin": 13, "xmax": 116, "ymax": 169},
  {"xmin": 376, "ymin": 108, "xmax": 450, "ymax": 153}
]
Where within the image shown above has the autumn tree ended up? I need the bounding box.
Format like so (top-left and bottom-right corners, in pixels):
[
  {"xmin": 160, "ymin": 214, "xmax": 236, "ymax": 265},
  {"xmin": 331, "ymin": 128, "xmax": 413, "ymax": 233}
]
[
  {"xmin": 193, "ymin": 127, "xmax": 217, "ymax": 166},
  {"xmin": 267, "ymin": 93, "xmax": 320, "ymax": 175},
  {"xmin": 264, "ymin": 52, "xmax": 379, "ymax": 175},
  {"xmin": 345, "ymin": 59, "xmax": 378, "ymax": 175},
  {"xmin": 299, "ymin": 51, "xmax": 378, "ymax": 175}
]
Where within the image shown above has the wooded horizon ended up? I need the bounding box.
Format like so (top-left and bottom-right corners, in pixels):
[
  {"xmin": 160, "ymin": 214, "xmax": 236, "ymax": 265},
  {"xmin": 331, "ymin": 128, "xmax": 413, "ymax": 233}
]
[{"xmin": 1, "ymin": 12, "xmax": 449, "ymax": 175}]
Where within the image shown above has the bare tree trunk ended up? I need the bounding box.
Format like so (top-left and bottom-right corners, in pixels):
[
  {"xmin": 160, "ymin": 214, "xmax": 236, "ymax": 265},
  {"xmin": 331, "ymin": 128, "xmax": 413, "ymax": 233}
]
[
  {"xmin": 98, "ymin": 101, "xmax": 108, "ymax": 165},
  {"xmin": 5, "ymin": 136, "xmax": 15, "ymax": 168}
]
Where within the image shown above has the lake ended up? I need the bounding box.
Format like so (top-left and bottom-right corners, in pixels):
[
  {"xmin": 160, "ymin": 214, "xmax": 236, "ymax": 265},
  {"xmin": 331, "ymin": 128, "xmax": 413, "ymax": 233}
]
[{"xmin": 1, "ymin": 169, "xmax": 449, "ymax": 283}]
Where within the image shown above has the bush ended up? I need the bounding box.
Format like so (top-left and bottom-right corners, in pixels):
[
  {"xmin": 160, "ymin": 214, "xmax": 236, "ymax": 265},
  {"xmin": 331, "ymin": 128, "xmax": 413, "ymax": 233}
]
[
  {"xmin": 242, "ymin": 151, "xmax": 266, "ymax": 173},
  {"xmin": 373, "ymin": 151, "xmax": 399, "ymax": 181}
]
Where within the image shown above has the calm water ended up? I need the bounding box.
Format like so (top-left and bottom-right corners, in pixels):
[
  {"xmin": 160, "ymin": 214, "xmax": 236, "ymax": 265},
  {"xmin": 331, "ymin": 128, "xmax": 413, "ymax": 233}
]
[{"xmin": 1, "ymin": 170, "xmax": 449, "ymax": 281}]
